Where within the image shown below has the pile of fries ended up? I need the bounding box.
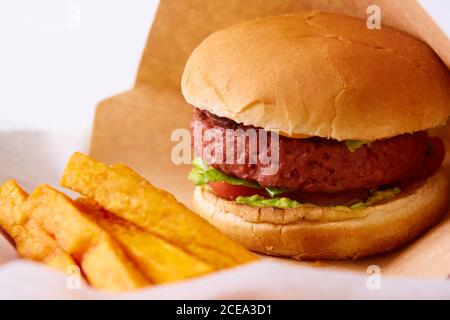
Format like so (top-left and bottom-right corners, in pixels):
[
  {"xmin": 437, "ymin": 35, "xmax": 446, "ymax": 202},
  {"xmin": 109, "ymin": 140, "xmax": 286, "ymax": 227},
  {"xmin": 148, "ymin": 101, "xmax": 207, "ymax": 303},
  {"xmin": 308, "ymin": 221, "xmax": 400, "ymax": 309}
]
[{"xmin": 0, "ymin": 152, "xmax": 256, "ymax": 291}]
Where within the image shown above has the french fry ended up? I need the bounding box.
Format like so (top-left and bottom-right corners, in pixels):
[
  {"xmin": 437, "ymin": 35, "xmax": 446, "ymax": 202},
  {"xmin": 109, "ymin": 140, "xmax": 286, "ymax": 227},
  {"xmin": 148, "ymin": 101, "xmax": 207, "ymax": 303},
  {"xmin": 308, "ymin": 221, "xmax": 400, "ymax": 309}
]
[
  {"xmin": 0, "ymin": 180, "xmax": 76, "ymax": 272},
  {"xmin": 112, "ymin": 163, "xmax": 152, "ymax": 187},
  {"xmin": 24, "ymin": 185, "xmax": 149, "ymax": 291},
  {"xmin": 76, "ymin": 198, "xmax": 213, "ymax": 283},
  {"xmin": 61, "ymin": 152, "xmax": 257, "ymax": 270},
  {"xmin": 0, "ymin": 180, "xmax": 29, "ymax": 238}
]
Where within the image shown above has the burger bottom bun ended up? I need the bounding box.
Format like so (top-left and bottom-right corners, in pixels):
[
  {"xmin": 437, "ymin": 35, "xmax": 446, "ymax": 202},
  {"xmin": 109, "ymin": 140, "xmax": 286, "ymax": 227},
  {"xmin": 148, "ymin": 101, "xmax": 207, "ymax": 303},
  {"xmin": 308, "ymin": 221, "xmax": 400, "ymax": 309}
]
[{"xmin": 193, "ymin": 170, "xmax": 449, "ymax": 260}]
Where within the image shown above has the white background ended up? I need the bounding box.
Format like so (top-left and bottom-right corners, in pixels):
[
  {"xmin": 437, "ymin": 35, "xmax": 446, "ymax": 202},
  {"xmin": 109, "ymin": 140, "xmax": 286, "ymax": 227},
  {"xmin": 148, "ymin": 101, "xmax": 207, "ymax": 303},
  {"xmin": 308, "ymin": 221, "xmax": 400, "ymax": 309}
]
[
  {"xmin": 0, "ymin": 0, "xmax": 158, "ymax": 133},
  {"xmin": 0, "ymin": 0, "xmax": 448, "ymax": 136},
  {"xmin": 0, "ymin": 0, "xmax": 449, "ymax": 299}
]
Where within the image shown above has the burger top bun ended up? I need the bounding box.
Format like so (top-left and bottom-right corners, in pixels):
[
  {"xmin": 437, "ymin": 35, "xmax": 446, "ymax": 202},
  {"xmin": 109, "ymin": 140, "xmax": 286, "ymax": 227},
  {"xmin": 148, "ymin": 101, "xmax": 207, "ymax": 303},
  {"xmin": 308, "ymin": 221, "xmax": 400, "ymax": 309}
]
[{"xmin": 182, "ymin": 12, "xmax": 450, "ymax": 141}]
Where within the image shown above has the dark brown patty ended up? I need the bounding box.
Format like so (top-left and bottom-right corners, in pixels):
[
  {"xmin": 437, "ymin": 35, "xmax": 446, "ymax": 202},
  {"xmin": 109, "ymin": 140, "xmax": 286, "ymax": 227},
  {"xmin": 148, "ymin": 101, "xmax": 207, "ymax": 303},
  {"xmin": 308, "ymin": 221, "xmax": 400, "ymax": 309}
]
[{"xmin": 192, "ymin": 108, "xmax": 441, "ymax": 193}]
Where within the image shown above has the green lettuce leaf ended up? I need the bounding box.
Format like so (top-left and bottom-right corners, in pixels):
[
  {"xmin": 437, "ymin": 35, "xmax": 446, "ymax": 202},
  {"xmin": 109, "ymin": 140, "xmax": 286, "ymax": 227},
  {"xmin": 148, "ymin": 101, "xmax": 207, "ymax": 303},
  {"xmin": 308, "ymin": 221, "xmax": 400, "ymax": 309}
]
[
  {"xmin": 188, "ymin": 157, "xmax": 290, "ymax": 196},
  {"xmin": 237, "ymin": 187, "xmax": 402, "ymax": 210},
  {"xmin": 188, "ymin": 157, "xmax": 260, "ymax": 188},
  {"xmin": 236, "ymin": 195, "xmax": 301, "ymax": 209},
  {"xmin": 189, "ymin": 157, "xmax": 402, "ymax": 210},
  {"xmin": 265, "ymin": 187, "xmax": 291, "ymax": 197},
  {"xmin": 365, "ymin": 187, "xmax": 401, "ymax": 206},
  {"xmin": 332, "ymin": 187, "xmax": 401, "ymax": 211},
  {"xmin": 345, "ymin": 140, "xmax": 371, "ymax": 152}
]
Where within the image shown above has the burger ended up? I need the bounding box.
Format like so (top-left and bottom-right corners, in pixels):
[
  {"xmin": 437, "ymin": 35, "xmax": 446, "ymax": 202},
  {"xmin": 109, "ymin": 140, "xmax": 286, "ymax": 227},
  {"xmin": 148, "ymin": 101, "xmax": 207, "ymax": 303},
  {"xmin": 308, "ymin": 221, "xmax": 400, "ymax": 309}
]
[{"xmin": 181, "ymin": 12, "xmax": 450, "ymax": 259}]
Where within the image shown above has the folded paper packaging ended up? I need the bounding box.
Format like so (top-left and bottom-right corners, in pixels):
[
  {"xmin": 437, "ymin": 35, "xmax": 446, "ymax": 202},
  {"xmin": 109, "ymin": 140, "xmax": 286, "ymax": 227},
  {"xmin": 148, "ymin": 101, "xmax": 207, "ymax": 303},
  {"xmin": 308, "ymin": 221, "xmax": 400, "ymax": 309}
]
[{"xmin": 1, "ymin": 0, "xmax": 450, "ymax": 299}]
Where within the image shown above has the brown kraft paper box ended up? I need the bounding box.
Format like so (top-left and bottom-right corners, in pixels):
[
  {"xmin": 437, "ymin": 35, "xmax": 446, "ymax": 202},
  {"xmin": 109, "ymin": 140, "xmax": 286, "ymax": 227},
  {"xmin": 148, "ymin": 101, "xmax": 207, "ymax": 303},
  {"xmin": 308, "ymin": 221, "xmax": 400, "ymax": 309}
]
[{"xmin": 90, "ymin": 0, "xmax": 450, "ymax": 278}]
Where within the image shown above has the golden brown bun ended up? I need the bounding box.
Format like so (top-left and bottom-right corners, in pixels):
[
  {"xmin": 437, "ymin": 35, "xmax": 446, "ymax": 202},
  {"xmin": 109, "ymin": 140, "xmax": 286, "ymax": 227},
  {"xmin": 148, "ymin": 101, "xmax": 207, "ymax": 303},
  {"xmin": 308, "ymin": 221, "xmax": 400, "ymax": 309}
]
[
  {"xmin": 192, "ymin": 170, "xmax": 449, "ymax": 260},
  {"xmin": 182, "ymin": 12, "xmax": 450, "ymax": 141}
]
